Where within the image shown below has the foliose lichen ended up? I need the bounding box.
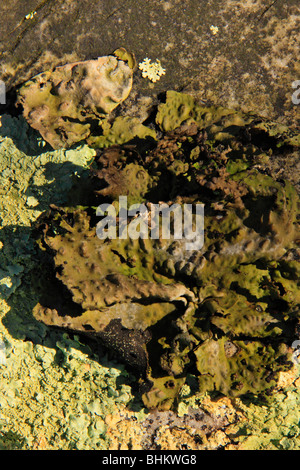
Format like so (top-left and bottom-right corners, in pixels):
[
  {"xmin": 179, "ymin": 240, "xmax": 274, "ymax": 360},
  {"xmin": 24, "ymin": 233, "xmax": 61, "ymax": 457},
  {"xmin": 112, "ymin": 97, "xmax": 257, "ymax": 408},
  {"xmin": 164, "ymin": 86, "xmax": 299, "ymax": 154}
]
[
  {"xmin": 31, "ymin": 91, "xmax": 300, "ymax": 411},
  {"xmin": 0, "ymin": 322, "xmax": 135, "ymax": 449},
  {"xmin": 1, "ymin": 89, "xmax": 300, "ymax": 449},
  {"xmin": 17, "ymin": 50, "xmax": 135, "ymax": 149}
]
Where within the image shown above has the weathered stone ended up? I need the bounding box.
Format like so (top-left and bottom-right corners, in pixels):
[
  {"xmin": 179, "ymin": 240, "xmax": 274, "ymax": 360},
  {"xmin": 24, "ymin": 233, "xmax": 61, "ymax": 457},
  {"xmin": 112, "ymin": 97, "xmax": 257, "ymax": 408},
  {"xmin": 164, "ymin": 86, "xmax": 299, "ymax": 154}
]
[{"xmin": 0, "ymin": 0, "xmax": 299, "ymax": 129}]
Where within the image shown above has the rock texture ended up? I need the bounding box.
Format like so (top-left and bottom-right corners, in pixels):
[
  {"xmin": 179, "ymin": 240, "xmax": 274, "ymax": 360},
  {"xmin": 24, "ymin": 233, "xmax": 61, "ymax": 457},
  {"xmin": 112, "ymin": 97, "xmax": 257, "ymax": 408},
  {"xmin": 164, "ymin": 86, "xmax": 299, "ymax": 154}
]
[{"xmin": 0, "ymin": 1, "xmax": 299, "ymax": 128}]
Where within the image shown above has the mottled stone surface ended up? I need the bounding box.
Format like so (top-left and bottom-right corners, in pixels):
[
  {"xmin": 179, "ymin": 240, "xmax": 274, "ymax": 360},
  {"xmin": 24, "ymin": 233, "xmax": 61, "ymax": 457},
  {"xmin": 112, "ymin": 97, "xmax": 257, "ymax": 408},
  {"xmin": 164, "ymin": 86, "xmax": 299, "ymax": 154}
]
[{"xmin": 0, "ymin": 0, "xmax": 299, "ymax": 128}]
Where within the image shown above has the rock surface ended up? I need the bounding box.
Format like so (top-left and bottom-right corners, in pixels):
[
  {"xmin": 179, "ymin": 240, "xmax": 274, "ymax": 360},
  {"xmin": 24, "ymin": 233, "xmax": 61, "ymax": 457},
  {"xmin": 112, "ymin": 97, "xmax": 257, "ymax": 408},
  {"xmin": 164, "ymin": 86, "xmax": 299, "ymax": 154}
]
[
  {"xmin": 0, "ymin": 0, "xmax": 299, "ymax": 128},
  {"xmin": 0, "ymin": 0, "xmax": 299, "ymax": 450}
]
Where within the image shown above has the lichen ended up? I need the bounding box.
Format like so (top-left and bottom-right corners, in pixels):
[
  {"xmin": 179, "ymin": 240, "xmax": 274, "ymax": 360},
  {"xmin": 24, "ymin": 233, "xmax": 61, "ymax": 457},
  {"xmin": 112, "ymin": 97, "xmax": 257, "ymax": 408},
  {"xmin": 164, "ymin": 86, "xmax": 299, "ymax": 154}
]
[
  {"xmin": 31, "ymin": 92, "xmax": 300, "ymax": 411},
  {"xmin": 0, "ymin": 115, "xmax": 95, "ymax": 298},
  {"xmin": 17, "ymin": 51, "xmax": 134, "ymax": 149},
  {"xmin": 1, "ymin": 91, "xmax": 300, "ymax": 448},
  {"xmin": 224, "ymin": 379, "xmax": 300, "ymax": 450},
  {"xmin": 138, "ymin": 58, "xmax": 166, "ymax": 83},
  {"xmin": 87, "ymin": 116, "xmax": 156, "ymax": 149},
  {"xmin": 155, "ymin": 90, "xmax": 240, "ymax": 134}
]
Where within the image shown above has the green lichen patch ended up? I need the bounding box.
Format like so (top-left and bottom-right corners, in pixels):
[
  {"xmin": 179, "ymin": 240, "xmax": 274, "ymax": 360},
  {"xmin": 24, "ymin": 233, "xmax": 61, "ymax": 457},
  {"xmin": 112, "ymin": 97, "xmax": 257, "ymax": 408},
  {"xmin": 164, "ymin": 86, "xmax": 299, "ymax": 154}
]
[
  {"xmin": 32, "ymin": 205, "xmax": 192, "ymax": 374},
  {"xmin": 155, "ymin": 90, "xmax": 251, "ymax": 138},
  {"xmin": 225, "ymin": 378, "xmax": 300, "ymax": 450},
  {"xmin": 87, "ymin": 116, "xmax": 156, "ymax": 149},
  {"xmin": 0, "ymin": 315, "xmax": 135, "ymax": 449},
  {"xmin": 156, "ymin": 90, "xmax": 300, "ymax": 152}
]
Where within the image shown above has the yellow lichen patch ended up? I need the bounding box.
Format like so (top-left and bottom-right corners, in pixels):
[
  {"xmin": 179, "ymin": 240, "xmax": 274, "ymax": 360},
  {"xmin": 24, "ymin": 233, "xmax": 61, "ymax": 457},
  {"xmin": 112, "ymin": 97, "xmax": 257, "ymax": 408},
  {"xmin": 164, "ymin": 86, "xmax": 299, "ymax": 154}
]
[
  {"xmin": 196, "ymin": 395, "xmax": 243, "ymax": 424},
  {"xmin": 276, "ymin": 366, "xmax": 299, "ymax": 390},
  {"xmin": 154, "ymin": 425, "xmax": 201, "ymax": 450},
  {"xmin": 105, "ymin": 410, "xmax": 145, "ymax": 450},
  {"xmin": 32, "ymin": 433, "xmax": 49, "ymax": 450},
  {"xmin": 202, "ymin": 430, "xmax": 231, "ymax": 450}
]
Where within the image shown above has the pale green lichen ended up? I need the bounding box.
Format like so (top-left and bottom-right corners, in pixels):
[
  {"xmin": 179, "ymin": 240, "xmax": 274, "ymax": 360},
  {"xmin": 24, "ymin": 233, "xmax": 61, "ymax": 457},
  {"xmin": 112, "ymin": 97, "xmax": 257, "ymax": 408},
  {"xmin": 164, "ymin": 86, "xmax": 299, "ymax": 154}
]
[{"xmin": 0, "ymin": 314, "xmax": 135, "ymax": 449}]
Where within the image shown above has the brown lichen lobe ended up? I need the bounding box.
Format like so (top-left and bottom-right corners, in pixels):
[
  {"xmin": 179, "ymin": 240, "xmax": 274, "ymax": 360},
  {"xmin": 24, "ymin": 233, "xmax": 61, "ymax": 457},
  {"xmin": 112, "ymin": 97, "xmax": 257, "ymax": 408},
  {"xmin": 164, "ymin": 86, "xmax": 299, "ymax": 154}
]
[
  {"xmin": 33, "ymin": 205, "xmax": 193, "ymax": 375},
  {"xmin": 32, "ymin": 94, "xmax": 300, "ymax": 410},
  {"xmin": 17, "ymin": 53, "xmax": 134, "ymax": 149}
]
